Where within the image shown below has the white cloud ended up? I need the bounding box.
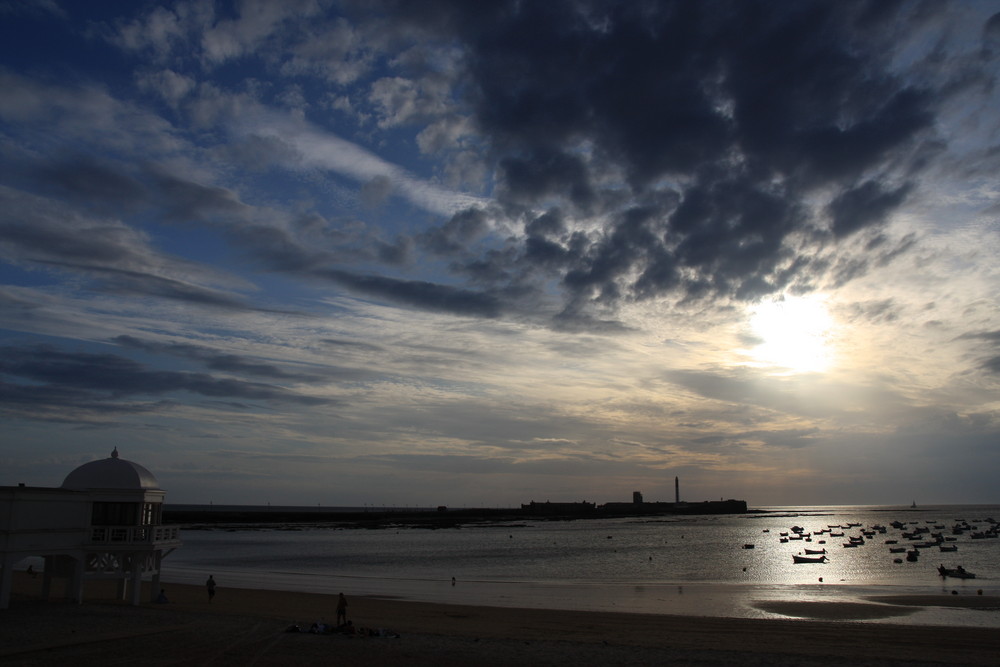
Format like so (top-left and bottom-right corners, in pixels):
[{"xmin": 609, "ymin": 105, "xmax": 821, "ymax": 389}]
[
  {"xmin": 236, "ymin": 109, "xmax": 489, "ymax": 216},
  {"xmin": 136, "ymin": 69, "xmax": 197, "ymax": 107}
]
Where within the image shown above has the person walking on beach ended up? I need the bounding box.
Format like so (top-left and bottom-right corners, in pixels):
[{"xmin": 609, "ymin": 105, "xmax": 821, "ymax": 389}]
[
  {"xmin": 336, "ymin": 592, "xmax": 348, "ymax": 625},
  {"xmin": 206, "ymin": 575, "xmax": 216, "ymax": 602}
]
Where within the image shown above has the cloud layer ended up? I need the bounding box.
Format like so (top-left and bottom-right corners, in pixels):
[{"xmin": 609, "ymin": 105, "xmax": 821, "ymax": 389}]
[{"xmin": 0, "ymin": 1, "xmax": 998, "ymax": 506}]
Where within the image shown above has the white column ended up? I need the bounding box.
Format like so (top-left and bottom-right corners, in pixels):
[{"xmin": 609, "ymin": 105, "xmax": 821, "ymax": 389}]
[
  {"xmin": 149, "ymin": 550, "xmax": 162, "ymax": 603},
  {"xmin": 69, "ymin": 555, "xmax": 85, "ymax": 604},
  {"xmin": 117, "ymin": 572, "xmax": 128, "ymax": 600},
  {"xmin": 129, "ymin": 557, "xmax": 143, "ymax": 606},
  {"xmin": 41, "ymin": 556, "xmax": 53, "ymax": 600},
  {"xmin": 0, "ymin": 554, "xmax": 15, "ymax": 609}
]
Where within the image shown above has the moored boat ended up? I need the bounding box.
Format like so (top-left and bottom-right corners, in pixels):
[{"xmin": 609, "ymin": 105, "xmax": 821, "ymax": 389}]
[{"xmin": 793, "ymin": 554, "xmax": 828, "ymax": 563}]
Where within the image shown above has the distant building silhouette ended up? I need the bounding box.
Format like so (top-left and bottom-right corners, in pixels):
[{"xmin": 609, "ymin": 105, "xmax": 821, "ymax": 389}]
[{"xmin": 520, "ymin": 500, "xmax": 596, "ymax": 515}]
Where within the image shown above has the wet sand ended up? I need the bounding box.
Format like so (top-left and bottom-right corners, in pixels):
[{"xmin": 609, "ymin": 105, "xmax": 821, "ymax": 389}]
[{"xmin": 4, "ymin": 574, "xmax": 999, "ymax": 665}]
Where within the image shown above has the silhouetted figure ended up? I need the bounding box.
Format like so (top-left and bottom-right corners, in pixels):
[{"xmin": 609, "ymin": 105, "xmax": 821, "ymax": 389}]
[
  {"xmin": 206, "ymin": 575, "xmax": 216, "ymax": 602},
  {"xmin": 26, "ymin": 565, "xmax": 36, "ymax": 578},
  {"xmin": 156, "ymin": 589, "xmax": 169, "ymax": 603},
  {"xmin": 336, "ymin": 592, "xmax": 348, "ymax": 625}
]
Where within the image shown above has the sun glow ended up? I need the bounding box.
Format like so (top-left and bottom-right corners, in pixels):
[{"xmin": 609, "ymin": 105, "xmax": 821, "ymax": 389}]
[{"xmin": 746, "ymin": 294, "xmax": 835, "ymax": 373}]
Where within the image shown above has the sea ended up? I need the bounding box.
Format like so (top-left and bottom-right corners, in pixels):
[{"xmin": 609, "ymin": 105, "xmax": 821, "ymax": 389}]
[{"xmin": 159, "ymin": 504, "xmax": 1000, "ymax": 628}]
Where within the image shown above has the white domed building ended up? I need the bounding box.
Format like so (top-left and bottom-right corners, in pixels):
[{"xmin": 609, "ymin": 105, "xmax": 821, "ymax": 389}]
[{"xmin": 0, "ymin": 449, "xmax": 182, "ymax": 608}]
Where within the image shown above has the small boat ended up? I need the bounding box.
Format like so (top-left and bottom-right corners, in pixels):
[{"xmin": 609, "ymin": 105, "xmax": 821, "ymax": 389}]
[
  {"xmin": 742, "ymin": 544, "xmax": 755, "ymax": 549},
  {"xmin": 938, "ymin": 544, "xmax": 958, "ymax": 552},
  {"xmin": 906, "ymin": 549, "xmax": 919, "ymax": 562},
  {"xmin": 937, "ymin": 565, "xmax": 975, "ymax": 579},
  {"xmin": 889, "ymin": 547, "xmax": 906, "ymax": 553},
  {"xmin": 793, "ymin": 554, "xmax": 828, "ymax": 564},
  {"xmin": 804, "ymin": 548, "xmax": 827, "ymax": 555}
]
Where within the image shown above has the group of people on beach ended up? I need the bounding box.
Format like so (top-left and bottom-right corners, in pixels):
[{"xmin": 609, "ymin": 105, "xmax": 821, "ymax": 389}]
[
  {"xmin": 284, "ymin": 592, "xmax": 399, "ymax": 638},
  {"xmin": 194, "ymin": 578, "xmax": 395, "ymax": 637}
]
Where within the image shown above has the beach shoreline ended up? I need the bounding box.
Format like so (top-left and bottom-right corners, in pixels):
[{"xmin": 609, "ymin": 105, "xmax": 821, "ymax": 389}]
[{"xmin": 4, "ymin": 574, "xmax": 1000, "ymax": 665}]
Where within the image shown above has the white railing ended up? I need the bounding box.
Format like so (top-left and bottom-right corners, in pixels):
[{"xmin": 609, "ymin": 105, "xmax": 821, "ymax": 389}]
[{"xmin": 89, "ymin": 525, "xmax": 181, "ymax": 544}]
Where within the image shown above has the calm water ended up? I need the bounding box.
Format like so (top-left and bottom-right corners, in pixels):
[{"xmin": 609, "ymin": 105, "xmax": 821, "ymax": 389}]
[{"xmin": 161, "ymin": 505, "xmax": 1000, "ymax": 626}]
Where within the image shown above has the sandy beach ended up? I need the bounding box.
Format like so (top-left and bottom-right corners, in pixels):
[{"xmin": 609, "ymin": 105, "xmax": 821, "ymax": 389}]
[{"xmin": 4, "ymin": 574, "xmax": 999, "ymax": 666}]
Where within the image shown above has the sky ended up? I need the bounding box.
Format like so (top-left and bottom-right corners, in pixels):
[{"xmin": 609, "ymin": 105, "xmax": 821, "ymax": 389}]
[{"xmin": 1, "ymin": 0, "xmax": 999, "ymax": 508}]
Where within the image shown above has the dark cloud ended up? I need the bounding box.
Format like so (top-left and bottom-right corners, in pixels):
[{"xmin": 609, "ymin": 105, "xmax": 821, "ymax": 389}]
[
  {"xmin": 112, "ymin": 335, "xmax": 315, "ymax": 380},
  {"xmin": 113, "ymin": 335, "xmax": 375, "ymax": 382},
  {"xmin": 827, "ymin": 181, "xmax": 913, "ymax": 238},
  {"xmin": 0, "ymin": 190, "xmax": 149, "ymax": 267},
  {"xmin": 314, "ymin": 267, "xmax": 502, "ymax": 318},
  {"xmin": 151, "ymin": 171, "xmax": 249, "ymax": 222},
  {"xmin": 382, "ymin": 0, "xmax": 951, "ymax": 317},
  {"xmin": 841, "ymin": 299, "xmax": 900, "ymax": 325},
  {"xmin": 418, "ymin": 207, "xmax": 491, "ymax": 256},
  {"xmin": 0, "ymin": 1, "xmax": 977, "ymax": 330},
  {"xmin": 0, "ymin": 378, "xmax": 172, "ymax": 424},
  {"xmin": 956, "ymin": 329, "xmax": 1000, "ymax": 375},
  {"xmin": 982, "ymin": 11, "xmax": 1000, "ymax": 57},
  {"xmin": 0, "ymin": 345, "xmax": 333, "ymax": 421},
  {"xmin": 321, "ymin": 338, "xmax": 384, "ymax": 353},
  {"xmin": 983, "ymin": 355, "xmax": 1000, "ymax": 374},
  {"xmin": 31, "ymin": 156, "xmax": 148, "ymax": 210},
  {"xmin": 957, "ymin": 329, "xmax": 1000, "ymax": 343},
  {"xmin": 0, "ymin": 185, "xmax": 289, "ymax": 313},
  {"xmin": 499, "ymin": 149, "xmax": 594, "ymax": 211},
  {"xmin": 92, "ymin": 266, "xmax": 269, "ymax": 311}
]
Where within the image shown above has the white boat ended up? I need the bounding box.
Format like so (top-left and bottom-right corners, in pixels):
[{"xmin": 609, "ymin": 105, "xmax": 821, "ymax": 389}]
[{"xmin": 793, "ymin": 554, "xmax": 828, "ymax": 564}]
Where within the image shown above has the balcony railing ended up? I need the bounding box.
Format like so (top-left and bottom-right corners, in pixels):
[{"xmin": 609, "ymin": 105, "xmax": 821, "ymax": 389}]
[{"xmin": 89, "ymin": 525, "xmax": 181, "ymax": 544}]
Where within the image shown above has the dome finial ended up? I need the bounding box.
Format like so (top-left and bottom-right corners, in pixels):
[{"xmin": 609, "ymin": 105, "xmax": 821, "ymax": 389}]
[{"xmin": 111, "ymin": 447, "xmax": 119, "ymax": 459}]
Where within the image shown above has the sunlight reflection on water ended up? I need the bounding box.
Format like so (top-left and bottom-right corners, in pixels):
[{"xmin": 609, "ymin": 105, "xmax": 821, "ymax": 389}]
[{"xmin": 162, "ymin": 505, "xmax": 1000, "ymax": 627}]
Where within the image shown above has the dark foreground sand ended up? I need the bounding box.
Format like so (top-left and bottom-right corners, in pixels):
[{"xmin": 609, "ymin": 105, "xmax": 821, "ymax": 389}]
[{"xmin": 3, "ymin": 574, "xmax": 999, "ymax": 666}]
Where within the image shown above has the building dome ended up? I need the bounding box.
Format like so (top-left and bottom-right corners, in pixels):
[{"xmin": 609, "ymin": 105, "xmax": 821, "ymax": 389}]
[{"xmin": 61, "ymin": 448, "xmax": 161, "ymax": 490}]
